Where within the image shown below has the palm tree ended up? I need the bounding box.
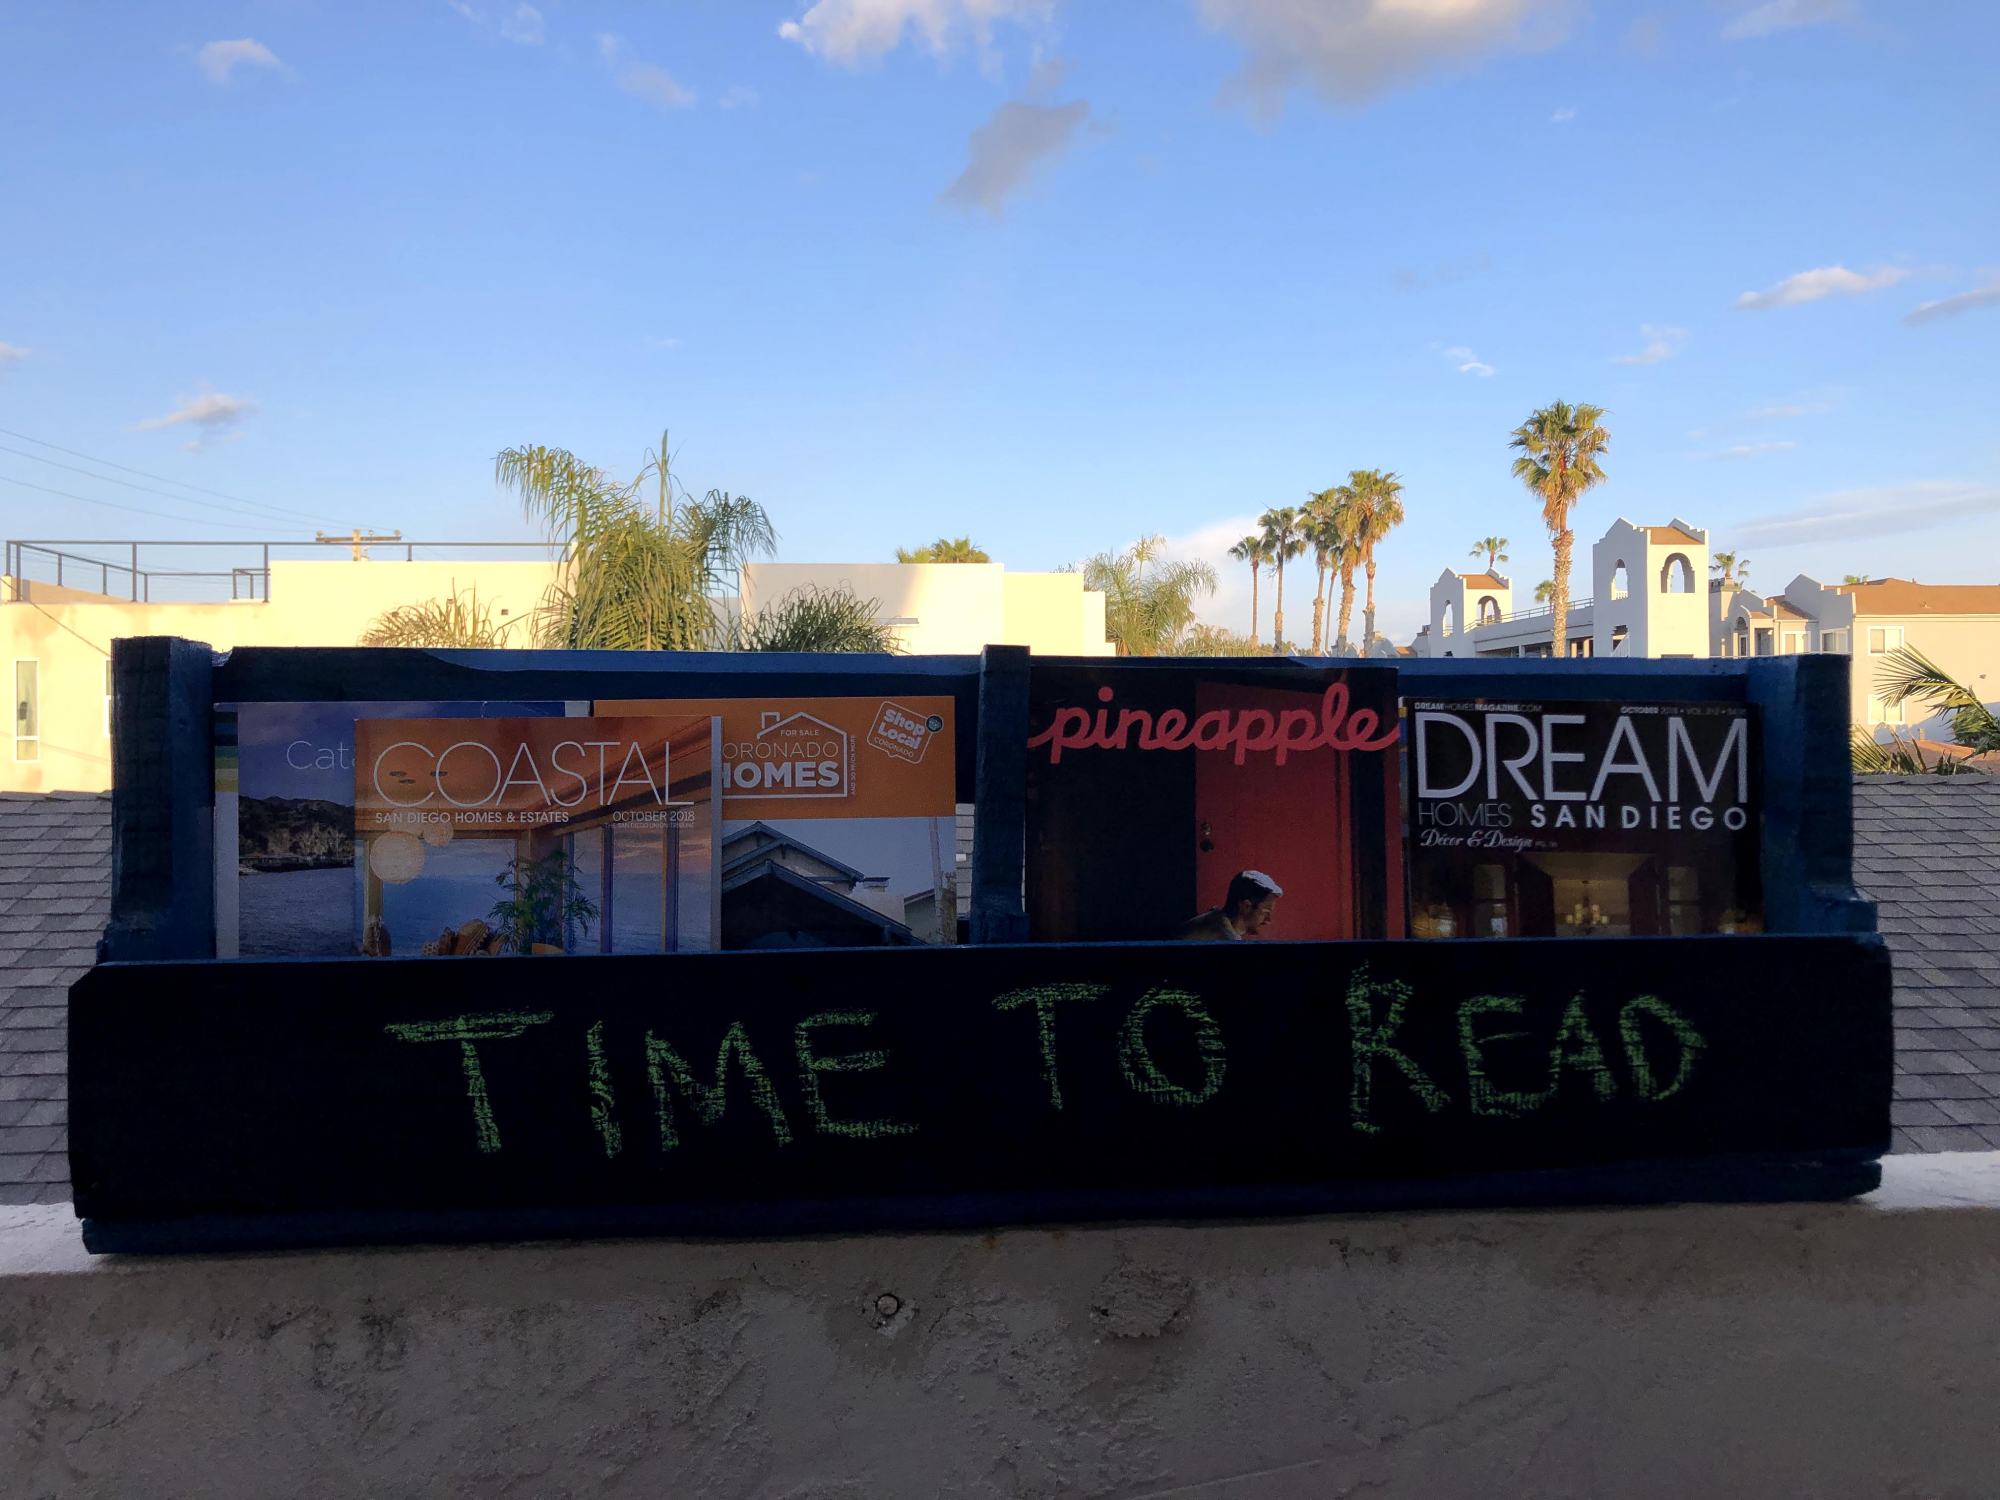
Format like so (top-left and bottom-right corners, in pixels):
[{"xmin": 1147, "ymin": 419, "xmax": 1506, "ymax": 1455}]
[
  {"xmin": 736, "ymin": 584, "xmax": 903, "ymax": 652},
  {"xmin": 1711, "ymin": 552, "xmax": 1750, "ymax": 589},
  {"xmin": 1349, "ymin": 469, "xmax": 1406, "ymax": 649},
  {"xmin": 896, "ymin": 537, "xmax": 990, "ymax": 563},
  {"xmin": 1876, "ymin": 645, "xmax": 2000, "ymax": 752},
  {"xmin": 1844, "ymin": 574, "xmax": 1870, "ymax": 586},
  {"xmin": 1074, "ymin": 537, "xmax": 1217, "ymax": 656},
  {"xmin": 497, "ymin": 428, "xmax": 775, "ymax": 651},
  {"xmin": 1469, "ymin": 537, "xmax": 1509, "ymax": 573},
  {"xmin": 1227, "ymin": 534, "xmax": 1267, "ymax": 644},
  {"xmin": 1301, "ymin": 489, "xmax": 1346, "ymax": 653},
  {"xmin": 1259, "ymin": 506, "xmax": 1306, "ymax": 652},
  {"xmin": 1534, "ymin": 579, "xmax": 1555, "ymax": 605},
  {"xmin": 1508, "ymin": 402, "xmax": 1610, "ymax": 657},
  {"xmin": 360, "ymin": 584, "xmax": 524, "ymax": 647}
]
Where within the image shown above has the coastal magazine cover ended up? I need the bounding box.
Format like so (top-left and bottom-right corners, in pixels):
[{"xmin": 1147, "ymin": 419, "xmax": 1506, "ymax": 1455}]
[
  {"xmin": 351, "ymin": 714, "xmax": 721, "ymax": 956},
  {"xmin": 216, "ymin": 699, "xmax": 569, "ymax": 957}
]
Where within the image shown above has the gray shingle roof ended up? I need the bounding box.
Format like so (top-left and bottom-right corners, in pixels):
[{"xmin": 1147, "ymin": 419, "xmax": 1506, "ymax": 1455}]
[
  {"xmin": 0, "ymin": 779, "xmax": 1993, "ymax": 1203},
  {"xmin": 0, "ymin": 792, "xmax": 108, "ymax": 1204},
  {"xmin": 1853, "ymin": 773, "xmax": 2000, "ymax": 1154}
]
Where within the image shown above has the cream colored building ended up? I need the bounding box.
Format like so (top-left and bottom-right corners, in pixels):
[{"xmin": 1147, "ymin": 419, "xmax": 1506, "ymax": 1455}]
[
  {"xmin": 3, "ymin": 543, "xmax": 1111, "ymax": 793},
  {"xmin": 1416, "ymin": 518, "xmax": 1710, "ymax": 661},
  {"xmin": 1716, "ymin": 576, "xmax": 2000, "ymax": 735}
]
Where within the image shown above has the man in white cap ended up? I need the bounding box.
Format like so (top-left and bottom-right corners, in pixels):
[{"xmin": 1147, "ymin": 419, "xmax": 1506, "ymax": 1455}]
[{"xmin": 1177, "ymin": 870, "xmax": 1284, "ymax": 941}]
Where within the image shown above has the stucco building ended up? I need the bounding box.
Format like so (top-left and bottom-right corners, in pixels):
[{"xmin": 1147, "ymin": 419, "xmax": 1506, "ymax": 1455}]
[{"xmin": 2, "ymin": 541, "xmax": 1113, "ymax": 793}]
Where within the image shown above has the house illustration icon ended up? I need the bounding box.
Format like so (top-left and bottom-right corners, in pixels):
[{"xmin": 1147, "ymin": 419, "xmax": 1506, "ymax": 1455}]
[{"xmin": 723, "ymin": 710, "xmax": 852, "ymax": 799}]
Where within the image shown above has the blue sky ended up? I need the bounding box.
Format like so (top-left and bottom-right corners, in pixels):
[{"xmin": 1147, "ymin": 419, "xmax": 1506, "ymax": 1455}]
[{"xmin": 2, "ymin": 0, "xmax": 1996, "ymax": 641}]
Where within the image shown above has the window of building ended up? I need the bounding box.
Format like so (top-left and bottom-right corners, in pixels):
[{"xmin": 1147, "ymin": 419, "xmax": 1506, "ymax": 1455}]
[
  {"xmin": 103, "ymin": 658, "xmax": 113, "ymax": 738},
  {"xmin": 1610, "ymin": 625, "xmax": 1629, "ymax": 655},
  {"xmin": 1819, "ymin": 629, "xmax": 1850, "ymax": 654},
  {"xmin": 1610, "ymin": 562, "xmax": 1629, "ymax": 600},
  {"xmin": 1868, "ymin": 696, "xmax": 1906, "ymax": 725},
  {"xmin": 1477, "ymin": 595, "xmax": 1500, "ymax": 626},
  {"xmin": 1659, "ymin": 554, "xmax": 1695, "ymax": 594},
  {"xmin": 1440, "ymin": 601, "xmax": 1454, "ymax": 638},
  {"xmin": 13, "ymin": 660, "xmax": 38, "ymax": 763},
  {"xmin": 1867, "ymin": 626, "xmax": 1904, "ymax": 654},
  {"xmin": 1754, "ymin": 627, "xmax": 1774, "ymax": 656}
]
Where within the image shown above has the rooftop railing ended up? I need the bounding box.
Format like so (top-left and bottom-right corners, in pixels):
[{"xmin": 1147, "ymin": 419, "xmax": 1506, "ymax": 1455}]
[
  {"xmin": 1469, "ymin": 596, "xmax": 1596, "ymax": 629},
  {"xmin": 3, "ymin": 539, "xmax": 566, "ymax": 605}
]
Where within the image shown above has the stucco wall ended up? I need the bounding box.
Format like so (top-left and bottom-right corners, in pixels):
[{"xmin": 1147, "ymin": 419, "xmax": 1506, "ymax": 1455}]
[{"xmin": 5, "ymin": 1153, "xmax": 2000, "ymax": 1497}]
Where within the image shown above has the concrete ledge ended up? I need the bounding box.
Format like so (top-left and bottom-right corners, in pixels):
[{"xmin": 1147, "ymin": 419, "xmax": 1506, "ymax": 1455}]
[{"xmin": 6, "ymin": 1154, "xmax": 2000, "ymax": 1496}]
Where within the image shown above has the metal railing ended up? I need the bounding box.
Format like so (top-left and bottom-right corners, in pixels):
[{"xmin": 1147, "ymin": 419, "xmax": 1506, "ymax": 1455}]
[
  {"xmin": 1469, "ymin": 596, "xmax": 1596, "ymax": 629},
  {"xmin": 4, "ymin": 539, "xmax": 566, "ymax": 605}
]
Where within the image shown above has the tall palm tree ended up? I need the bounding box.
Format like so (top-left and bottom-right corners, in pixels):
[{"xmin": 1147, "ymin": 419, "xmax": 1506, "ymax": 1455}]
[
  {"xmin": 1258, "ymin": 506, "xmax": 1306, "ymax": 652},
  {"xmin": 1469, "ymin": 536, "xmax": 1509, "ymax": 573},
  {"xmin": 498, "ymin": 429, "xmax": 775, "ymax": 651},
  {"xmin": 1534, "ymin": 579, "xmax": 1555, "ymax": 605},
  {"xmin": 1508, "ymin": 402, "xmax": 1610, "ymax": 657},
  {"xmin": 1227, "ymin": 534, "xmax": 1267, "ymax": 644},
  {"xmin": 1711, "ymin": 551, "xmax": 1749, "ymax": 589},
  {"xmin": 1349, "ymin": 469, "xmax": 1406, "ymax": 649},
  {"xmin": 1301, "ymin": 489, "xmax": 1345, "ymax": 654},
  {"xmin": 1324, "ymin": 481, "xmax": 1366, "ymax": 652}
]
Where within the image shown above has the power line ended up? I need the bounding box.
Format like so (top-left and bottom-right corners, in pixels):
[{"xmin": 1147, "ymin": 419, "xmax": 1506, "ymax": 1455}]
[
  {"xmin": 0, "ymin": 426, "xmax": 354, "ymax": 527},
  {"xmin": 0, "ymin": 444, "xmax": 337, "ymax": 530},
  {"xmin": 0, "ymin": 473, "xmax": 276, "ymax": 534}
]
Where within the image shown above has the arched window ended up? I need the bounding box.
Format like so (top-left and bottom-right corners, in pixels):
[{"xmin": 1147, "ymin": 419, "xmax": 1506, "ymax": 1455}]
[
  {"xmin": 1734, "ymin": 620, "xmax": 1749, "ymax": 656},
  {"xmin": 1660, "ymin": 553, "xmax": 1695, "ymax": 594},
  {"xmin": 1611, "ymin": 562, "xmax": 1629, "ymax": 600},
  {"xmin": 1441, "ymin": 601, "xmax": 1455, "ymax": 638},
  {"xmin": 1477, "ymin": 595, "xmax": 1501, "ymax": 625}
]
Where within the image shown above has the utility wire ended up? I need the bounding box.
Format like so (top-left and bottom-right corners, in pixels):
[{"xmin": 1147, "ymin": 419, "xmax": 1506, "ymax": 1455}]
[
  {"xmin": 0, "ymin": 444, "xmax": 336, "ymax": 530},
  {"xmin": 0, "ymin": 426, "xmax": 353, "ymax": 527},
  {"xmin": 0, "ymin": 473, "xmax": 275, "ymax": 534}
]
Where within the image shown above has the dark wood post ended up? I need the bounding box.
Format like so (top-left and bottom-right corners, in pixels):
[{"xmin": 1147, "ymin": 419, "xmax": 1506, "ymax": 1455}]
[
  {"xmin": 970, "ymin": 644, "xmax": 1030, "ymax": 944},
  {"xmin": 102, "ymin": 636, "xmax": 216, "ymax": 961}
]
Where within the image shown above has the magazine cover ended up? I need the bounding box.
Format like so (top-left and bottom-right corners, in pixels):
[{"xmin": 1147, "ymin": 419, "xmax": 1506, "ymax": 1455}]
[
  {"xmin": 351, "ymin": 714, "xmax": 721, "ymax": 956},
  {"xmin": 1023, "ymin": 663, "xmax": 1404, "ymax": 943},
  {"xmin": 596, "ymin": 696, "xmax": 959, "ymax": 949},
  {"xmin": 216, "ymin": 699, "xmax": 570, "ymax": 958},
  {"xmin": 1404, "ymin": 698, "xmax": 1761, "ymax": 937}
]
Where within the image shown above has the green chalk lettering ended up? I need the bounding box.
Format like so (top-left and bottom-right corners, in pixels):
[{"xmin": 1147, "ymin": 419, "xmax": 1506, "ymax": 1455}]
[
  {"xmin": 1619, "ymin": 995, "xmax": 1706, "ymax": 1101},
  {"xmin": 1346, "ymin": 966, "xmax": 1449, "ymax": 1136},
  {"xmin": 993, "ymin": 983, "xmax": 1109, "ymax": 1110},
  {"xmin": 645, "ymin": 1023, "xmax": 793, "ymax": 1151},
  {"xmin": 1118, "ymin": 989, "xmax": 1226, "ymax": 1107},
  {"xmin": 794, "ymin": 1010, "xmax": 919, "ymax": 1140},
  {"xmin": 1457, "ymin": 995, "xmax": 1549, "ymax": 1118},
  {"xmin": 586, "ymin": 1020, "xmax": 622, "ymax": 1158},
  {"xmin": 1551, "ymin": 994, "xmax": 1617, "ymax": 1102},
  {"xmin": 384, "ymin": 1010, "xmax": 555, "ymax": 1154}
]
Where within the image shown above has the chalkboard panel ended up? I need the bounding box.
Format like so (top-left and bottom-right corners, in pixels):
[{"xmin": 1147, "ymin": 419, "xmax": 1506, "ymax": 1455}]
[{"xmin": 69, "ymin": 936, "xmax": 1892, "ymax": 1249}]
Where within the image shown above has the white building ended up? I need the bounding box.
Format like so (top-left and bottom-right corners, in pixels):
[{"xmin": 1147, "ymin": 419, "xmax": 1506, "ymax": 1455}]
[
  {"xmin": 1415, "ymin": 518, "xmax": 1710, "ymax": 661},
  {"xmin": 740, "ymin": 562, "xmax": 1113, "ymax": 658}
]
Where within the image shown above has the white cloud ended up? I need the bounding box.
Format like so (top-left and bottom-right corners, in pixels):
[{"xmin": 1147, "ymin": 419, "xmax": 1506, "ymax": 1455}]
[
  {"xmin": 500, "ymin": 4, "xmax": 544, "ymax": 44},
  {"xmin": 0, "ymin": 342, "xmax": 28, "ymax": 376},
  {"xmin": 1611, "ymin": 323, "xmax": 1689, "ymax": 365},
  {"xmin": 1720, "ymin": 0, "xmax": 1855, "ymax": 43},
  {"xmin": 939, "ymin": 98, "xmax": 1090, "ymax": 216},
  {"xmin": 1195, "ymin": 0, "xmax": 1573, "ymax": 115},
  {"xmin": 1729, "ymin": 482, "xmax": 2000, "ymax": 548},
  {"xmin": 778, "ymin": 0, "xmax": 1053, "ymax": 67},
  {"xmin": 195, "ymin": 38, "xmax": 286, "ymax": 85},
  {"xmin": 133, "ymin": 390, "xmax": 258, "ymax": 447},
  {"xmin": 598, "ymin": 34, "xmax": 695, "ymax": 110},
  {"xmin": 719, "ymin": 85, "xmax": 761, "ymax": 109},
  {"xmin": 1444, "ymin": 345, "xmax": 1494, "ymax": 377},
  {"xmin": 1905, "ymin": 278, "xmax": 2000, "ymax": 327},
  {"xmin": 1733, "ymin": 264, "xmax": 1906, "ymax": 310},
  {"xmin": 1551, "ymin": 105, "xmax": 1575, "ymax": 122}
]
